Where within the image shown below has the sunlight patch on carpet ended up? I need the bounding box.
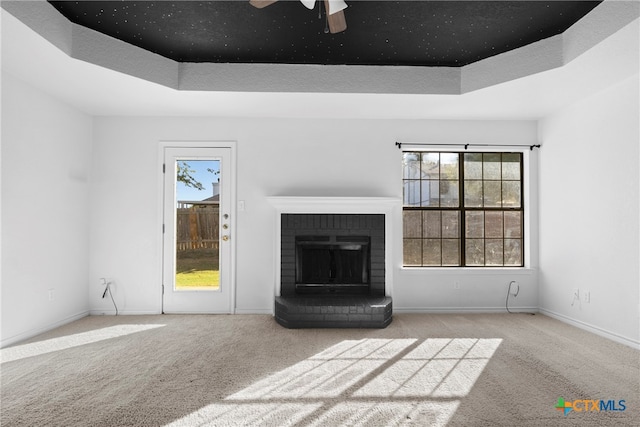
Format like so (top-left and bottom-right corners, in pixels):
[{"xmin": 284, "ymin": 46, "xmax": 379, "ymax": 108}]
[
  {"xmin": 354, "ymin": 338, "xmax": 502, "ymax": 398},
  {"xmin": 164, "ymin": 338, "xmax": 501, "ymax": 426},
  {"xmin": 228, "ymin": 339, "xmax": 417, "ymax": 400},
  {"xmin": 1, "ymin": 324, "xmax": 166, "ymax": 363}
]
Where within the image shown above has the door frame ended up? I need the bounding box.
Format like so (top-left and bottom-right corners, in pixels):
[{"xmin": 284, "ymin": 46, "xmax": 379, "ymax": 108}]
[{"xmin": 158, "ymin": 141, "xmax": 237, "ymax": 314}]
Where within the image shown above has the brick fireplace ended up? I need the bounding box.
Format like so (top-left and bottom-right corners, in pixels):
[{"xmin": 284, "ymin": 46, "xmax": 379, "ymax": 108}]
[
  {"xmin": 268, "ymin": 197, "xmax": 397, "ymax": 328},
  {"xmin": 281, "ymin": 214, "xmax": 385, "ymax": 296}
]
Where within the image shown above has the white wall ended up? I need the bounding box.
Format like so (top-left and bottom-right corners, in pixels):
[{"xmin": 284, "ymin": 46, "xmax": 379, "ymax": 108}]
[
  {"xmin": 89, "ymin": 117, "xmax": 538, "ymax": 315},
  {"xmin": 539, "ymin": 75, "xmax": 640, "ymax": 347},
  {"xmin": 1, "ymin": 72, "xmax": 92, "ymax": 347}
]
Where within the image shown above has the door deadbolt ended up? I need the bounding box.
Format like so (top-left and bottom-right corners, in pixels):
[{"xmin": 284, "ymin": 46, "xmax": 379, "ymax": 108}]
[{"xmin": 222, "ymin": 235, "xmax": 230, "ymax": 241}]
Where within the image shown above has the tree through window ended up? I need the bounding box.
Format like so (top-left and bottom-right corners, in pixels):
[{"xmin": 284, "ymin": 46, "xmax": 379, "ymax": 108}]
[{"xmin": 402, "ymin": 152, "xmax": 524, "ymax": 267}]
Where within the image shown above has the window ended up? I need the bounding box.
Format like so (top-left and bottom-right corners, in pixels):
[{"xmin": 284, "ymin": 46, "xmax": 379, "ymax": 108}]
[{"xmin": 402, "ymin": 152, "xmax": 523, "ymax": 267}]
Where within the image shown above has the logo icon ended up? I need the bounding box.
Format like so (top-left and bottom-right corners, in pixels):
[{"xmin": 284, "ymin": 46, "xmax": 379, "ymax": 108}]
[
  {"xmin": 555, "ymin": 397, "xmax": 626, "ymax": 416},
  {"xmin": 555, "ymin": 397, "xmax": 573, "ymax": 415}
]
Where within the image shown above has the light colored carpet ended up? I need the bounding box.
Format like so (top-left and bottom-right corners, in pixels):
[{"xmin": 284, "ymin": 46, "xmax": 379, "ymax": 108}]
[{"xmin": 1, "ymin": 313, "xmax": 638, "ymax": 426}]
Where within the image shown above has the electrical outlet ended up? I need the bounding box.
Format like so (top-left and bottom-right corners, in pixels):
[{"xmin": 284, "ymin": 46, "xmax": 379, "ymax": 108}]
[
  {"xmin": 583, "ymin": 290, "xmax": 590, "ymax": 303},
  {"xmin": 509, "ymin": 281, "xmax": 519, "ymax": 297},
  {"xmin": 48, "ymin": 289, "xmax": 55, "ymax": 301},
  {"xmin": 572, "ymin": 288, "xmax": 580, "ymax": 304}
]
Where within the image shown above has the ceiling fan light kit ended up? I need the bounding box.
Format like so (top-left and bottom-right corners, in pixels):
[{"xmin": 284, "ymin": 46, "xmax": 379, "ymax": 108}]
[{"xmin": 250, "ymin": 0, "xmax": 348, "ymax": 34}]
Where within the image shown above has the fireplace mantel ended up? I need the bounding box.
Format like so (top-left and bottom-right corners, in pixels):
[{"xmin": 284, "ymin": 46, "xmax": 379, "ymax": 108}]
[
  {"xmin": 267, "ymin": 196, "xmax": 400, "ymax": 213},
  {"xmin": 267, "ymin": 196, "xmax": 400, "ymax": 298}
]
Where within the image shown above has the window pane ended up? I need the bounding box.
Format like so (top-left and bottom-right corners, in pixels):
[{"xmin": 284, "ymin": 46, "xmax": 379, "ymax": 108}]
[
  {"xmin": 465, "ymin": 211, "xmax": 484, "ymax": 238},
  {"xmin": 403, "ymin": 152, "xmax": 421, "ymax": 179},
  {"xmin": 403, "ymin": 180, "xmax": 421, "ymax": 206},
  {"xmin": 464, "ymin": 180, "xmax": 483, "ymax": 207},
  {"xmin": 466, "ymin": 239, "xmax": 484, "ymax": 265},
  {"xmin": 502, "ymin": 181, "xmax": 521, "ymax": 207},
  {"xmin": 464, "ymin": 153, "xmax": 483, "ymax": 179},
  {"xmin": 504, "ymin": 239, "xmax": 523, "ymax": 266},
  {"xmin": 485, "ymin": 211, "xmax": 503, "ymax": 238},
  {"xmin": 422, "ymin": 153, "xmax": 439, "ymax": 179},
  {"xmin": 485, "ymin": 240, "xmax": 504, "ymax": 266},
  {"xmin": 504, "ymin": 211, "xmax": 522, "ymax": 238},
  {"xmin": 502, "ymin": 153, "xmax": 521, "ymax": 180},
  {"xmin": 402, "ymin": 151, "xmax": 523, "ymax": 268},
  {"xmin": 422, "ymin": 180, "xmax": 439, "ymax": 206},
  {"xmin": 403, "ymin": 210, "xmax": 422, "ymax": 238},
  {"xmin": 423, "ymin": 211, "xmax": 441, "ymax": 238},
  {"xmin": 423, "ymin": 239, "xmax": 442, "ymax": 265},
  {"xmin": 403, "ymin": 239, "xmax": 422, "ymax": 266},
  {"xmin": 442, "ymin": 239, "xmax": 460, "ymax": 266},
  {"xmin": 440, "ymin": 153, "xmax": 459, "ymax": 179},
  {"xmin": 442, "ymin": 211, "xmax": 460, "ymax": 238},
  {"xmin": 483, "ymin": 153, "xmax": 501, "ymax": 180},
  {"xmin": 483, "ymin": 181, "xmax": 502, "ymax": 207},
  {"xmin": 440, "ymin": 180, "xmax": 459, "ymax": 207}
]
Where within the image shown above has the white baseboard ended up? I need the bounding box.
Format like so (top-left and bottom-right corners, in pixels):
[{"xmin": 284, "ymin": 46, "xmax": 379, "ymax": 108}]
[
  {"xmin": 89, "ymin": 310, "xmax": 162, "ymax": 316},
  {"xmin": 539, "ymin": 308, "xmax": 640, "ymax": 350},
  {"xmin": 394, "ymin": 306, "xmax": 538, "ymax": 314},
  {"xmin": 1, "ymin": 311, "xmax": 90, "ymax": 349},
  {"xmin": 234, "ymin": 308, "xmax": 273, "ymax": 315}
]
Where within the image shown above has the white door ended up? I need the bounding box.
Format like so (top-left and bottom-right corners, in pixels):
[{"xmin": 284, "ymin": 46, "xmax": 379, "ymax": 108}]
[{"xmin": 162, "ymin": 147, "xmax": 233, "ymax": 313}]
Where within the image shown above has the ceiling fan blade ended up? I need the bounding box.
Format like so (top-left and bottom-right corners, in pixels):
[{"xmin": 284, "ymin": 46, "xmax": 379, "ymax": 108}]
[
  {"xmin": 326, "ymin": 0, "xmax": 347, "ymax": 15},
  {"xmin": 325, "ymin": 1, "xmax": 347, "ymax": 33},
  {"xmin": 249, "ymin": 0, "xmax": 278, "ymax": 8}
]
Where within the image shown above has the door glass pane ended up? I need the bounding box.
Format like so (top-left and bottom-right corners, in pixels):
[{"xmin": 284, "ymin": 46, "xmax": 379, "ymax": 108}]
[{"xmin": 175, "ymin": 160, "xmax": 221, "ymax": 290}]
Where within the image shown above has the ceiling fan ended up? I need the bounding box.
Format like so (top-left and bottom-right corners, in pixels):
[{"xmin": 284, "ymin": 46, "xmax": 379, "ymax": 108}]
[{"xmin": 249, "ymin": 0, "xmax": 348, "ymax": 33}]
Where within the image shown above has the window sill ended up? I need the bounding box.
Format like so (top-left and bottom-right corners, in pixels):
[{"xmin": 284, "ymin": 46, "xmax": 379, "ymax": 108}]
[{"xmin": 399, "ymin": 267, "xmax": 535, "ymax": 275}]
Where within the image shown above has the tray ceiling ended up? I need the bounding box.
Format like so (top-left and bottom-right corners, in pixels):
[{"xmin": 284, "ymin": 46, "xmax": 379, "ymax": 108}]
[{"xmin": 48, "ymin": 1, "xmax": 601, "ymax": 67}]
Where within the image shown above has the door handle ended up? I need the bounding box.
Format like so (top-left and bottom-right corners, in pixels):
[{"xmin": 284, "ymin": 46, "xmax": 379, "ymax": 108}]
[{"xmin": 222, "ymin": 235, "xmax": 230, "ymax": 241}]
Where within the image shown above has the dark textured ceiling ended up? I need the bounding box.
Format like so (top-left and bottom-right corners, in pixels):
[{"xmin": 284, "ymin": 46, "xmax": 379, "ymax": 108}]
[{"xmin": 48, "ymin": 1, "xmax": 601, "ymax": 67}]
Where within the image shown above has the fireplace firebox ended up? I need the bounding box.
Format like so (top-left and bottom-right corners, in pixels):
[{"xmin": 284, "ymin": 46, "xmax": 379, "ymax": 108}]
[
  {"xmin": 280, "ymin": 214, "xmax": 385, "ymax": 297},
  {"xmin": 295, "ymin": 235, "xmax": 370, "ymax": 294}
]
